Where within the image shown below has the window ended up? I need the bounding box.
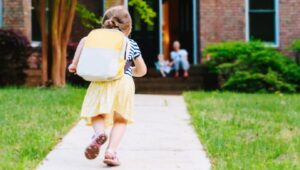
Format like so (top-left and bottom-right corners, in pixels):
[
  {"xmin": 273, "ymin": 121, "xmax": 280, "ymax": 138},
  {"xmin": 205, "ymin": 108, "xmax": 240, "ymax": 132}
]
[
  {"xmin": 246, "ymin": 0, "xmax": 279, "ymax": 47},
  {"xmin": 0, "ymin": 0, "xmax": 3, "ymax": 27},
  {"xmin": 31, "ymin": 3, "xmax": 49, "ymax": 47},
  {"xmin": 31, "ymin": 6, "xmax": 42, "ymax": 42}
]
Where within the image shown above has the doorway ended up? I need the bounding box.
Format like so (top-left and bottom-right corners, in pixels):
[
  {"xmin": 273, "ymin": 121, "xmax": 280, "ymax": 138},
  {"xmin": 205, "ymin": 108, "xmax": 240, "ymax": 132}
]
[
  {"xmin": 129, "ymin": 0, "xmax": 198, "ymax": 67},
  {"xmin": 162, "ymin": 0, "xmax": 196, "ymax": 64},
  {"xmin": 129, "ymin": 0, "xmax": 159, "ymax": 67}
]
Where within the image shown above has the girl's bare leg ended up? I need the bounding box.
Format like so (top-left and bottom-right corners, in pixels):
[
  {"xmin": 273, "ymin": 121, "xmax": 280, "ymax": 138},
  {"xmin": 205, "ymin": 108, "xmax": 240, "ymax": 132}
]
[
  {"xmin": 107, "ymin": 113, "xmax": 127, "ymax": 152},
  {"xmin": 91, "ymin": 115, "xmax": 105, "ymax": 134},
  {"xmin": 85, "ymin": 115, "xmax": 107, "ymax": 160}
]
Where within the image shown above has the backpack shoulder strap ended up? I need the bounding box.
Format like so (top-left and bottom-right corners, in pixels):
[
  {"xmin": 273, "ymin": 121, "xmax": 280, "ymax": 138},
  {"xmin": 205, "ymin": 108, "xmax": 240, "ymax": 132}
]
[
  {"xmin": 124, "ymin": 38, "xmax": 132, "ymax": 72},
  {"xmin": 124, "ymin": 38, "xmax": 131, "ymax": 60}
]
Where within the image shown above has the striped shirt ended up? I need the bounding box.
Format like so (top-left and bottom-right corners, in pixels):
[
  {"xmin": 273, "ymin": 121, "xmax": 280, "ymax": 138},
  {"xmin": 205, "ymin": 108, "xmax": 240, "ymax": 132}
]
[{"xmin": 125, "ymin": 39, "xmax": 142, "ymax": 76}]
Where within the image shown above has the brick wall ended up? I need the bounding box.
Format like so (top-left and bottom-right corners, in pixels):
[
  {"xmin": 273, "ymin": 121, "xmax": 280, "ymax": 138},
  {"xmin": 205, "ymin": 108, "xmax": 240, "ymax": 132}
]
[
  {"xmin": 2, "ymin": 0, "xmax": 31, "ymax": 40},
  {"xmin": 199, "ymin": 0, "xmax": 300, "ymax": 57},
  {"xmin": 279, "ymin": 0, "xmax": 300, "ymax": 55},
  {"xmin": 199, "ymin": 0, "xmax": 245, "ymax": 51}
]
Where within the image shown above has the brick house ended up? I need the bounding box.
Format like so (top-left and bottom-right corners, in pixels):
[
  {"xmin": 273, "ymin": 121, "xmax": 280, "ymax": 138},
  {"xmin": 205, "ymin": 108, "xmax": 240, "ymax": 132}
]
[{"xmin": 1, "ymin": 0, "xmax": 300, "ymax": 67}]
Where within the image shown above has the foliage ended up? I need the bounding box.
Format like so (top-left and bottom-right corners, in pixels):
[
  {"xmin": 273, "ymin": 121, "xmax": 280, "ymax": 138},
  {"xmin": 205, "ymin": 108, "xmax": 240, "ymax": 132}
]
[
  {"xmin": 0, "ymin": 29, "xmax": 30, "ymax": 86},
  {"xmin": 76, "ymin": 0, "xmax": 156, "ymax": 29},
  {"xmin": 128, "ymin": 0, "xmax": 156, "ymax": 26},
  {"xmin": 291, "ymin": 39, "xmax": 300, "ymax": 53},
  {"xmin": 0, "ymin": 87, "xmax": 85, "ymax": 170},
  {"xmin": 184, "ymin": 92, "xmax": 300, "ymax": 170},
  {"xmin": 223, "ymin": 70, "xmax": 296, "ymax": 93},
  {"xmin": 204, "ymin": 41, "xmax": 300, "ymax": 93},
  {"xmin": 76, "ymin": 3, "xmax": 102, "ymax": 29}
]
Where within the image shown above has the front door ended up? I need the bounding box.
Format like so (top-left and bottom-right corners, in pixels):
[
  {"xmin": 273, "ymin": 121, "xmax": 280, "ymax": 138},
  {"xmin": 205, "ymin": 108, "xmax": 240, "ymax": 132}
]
[
  {"xmin": 129, "ymin": 0, "xmax": 159, "ymax": 67},
  {"xmin": 163, "ymin": 0, "xmax": 196, "ymax": 64},
  {"xmin": 129, "ymin": 0, "xmax": 197, "ymax": 67}
]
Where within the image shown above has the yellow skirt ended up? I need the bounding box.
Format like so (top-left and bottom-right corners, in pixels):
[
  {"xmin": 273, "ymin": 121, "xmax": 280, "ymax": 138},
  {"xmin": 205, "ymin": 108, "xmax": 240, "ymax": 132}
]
[{"xmin": 80, "ymin": 75, "xmax": 135, "ymax": 127}]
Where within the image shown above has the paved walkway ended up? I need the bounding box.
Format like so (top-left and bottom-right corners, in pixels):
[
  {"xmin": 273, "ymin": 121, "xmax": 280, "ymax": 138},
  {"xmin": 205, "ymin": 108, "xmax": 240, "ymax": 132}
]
[{"xmin": 36, "ymin": 95, "xmax": 210, "ymax": 170}]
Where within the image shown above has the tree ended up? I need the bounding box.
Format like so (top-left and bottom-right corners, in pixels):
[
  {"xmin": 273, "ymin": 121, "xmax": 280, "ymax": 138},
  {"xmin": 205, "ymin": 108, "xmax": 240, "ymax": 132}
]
[
  {"xmin": 34, "ymin": 0, "xmax": 155, "ymax": 87},
  {"xmin": 33, "ymin": 0, "xmax": 77, "ymax": 86}
]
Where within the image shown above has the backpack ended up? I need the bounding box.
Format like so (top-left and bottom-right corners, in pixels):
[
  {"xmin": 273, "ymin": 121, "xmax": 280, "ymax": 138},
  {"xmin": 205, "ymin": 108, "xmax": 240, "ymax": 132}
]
[{"xmin": 77, "ymin": 29, "xmax": 130, "ymax": 82}]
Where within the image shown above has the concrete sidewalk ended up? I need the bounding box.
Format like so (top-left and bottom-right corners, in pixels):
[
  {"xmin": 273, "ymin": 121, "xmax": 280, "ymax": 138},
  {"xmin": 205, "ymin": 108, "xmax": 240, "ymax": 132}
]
[{"xmin": 36, "ymin": 95, "xmax": 211, "ymax": 170}]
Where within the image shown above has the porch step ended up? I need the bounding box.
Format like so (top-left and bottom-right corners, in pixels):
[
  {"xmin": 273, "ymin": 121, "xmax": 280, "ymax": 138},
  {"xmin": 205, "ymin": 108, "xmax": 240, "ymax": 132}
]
[
  {"xmin": 24, "ymin": 69, "xmax": 42, "ymax": 86},
  {"xmin": 135, "ymin": 77, "xmax": 203, "ymax": 94},
  {"xmin": 145, "ymin": 65, "xmax": 207, "ymax": 78},
  {"xmin": 135, "ymin": 65, "xmax": 219, "ymax": 94},
  {"xmin": 66, "ymin": 65, "xmax": 219, "ymax": 94}
]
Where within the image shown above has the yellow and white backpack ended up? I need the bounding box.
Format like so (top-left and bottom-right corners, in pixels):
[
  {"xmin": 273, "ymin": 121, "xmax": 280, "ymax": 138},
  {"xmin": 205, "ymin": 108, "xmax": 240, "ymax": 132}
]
[{"xmin": 77, "ymin": 29, "xmax": 130, "ymax": 82}]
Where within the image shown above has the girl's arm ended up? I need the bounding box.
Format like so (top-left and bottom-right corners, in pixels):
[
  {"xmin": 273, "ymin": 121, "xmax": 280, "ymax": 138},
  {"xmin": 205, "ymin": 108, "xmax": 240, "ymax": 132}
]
[
  {"xmin": 131, "ymin": 55, "xmax": 147, "ymax": 77},
  {"xmin": 68, "ymin": 37, "xmax": 86, "ymax": 73}
]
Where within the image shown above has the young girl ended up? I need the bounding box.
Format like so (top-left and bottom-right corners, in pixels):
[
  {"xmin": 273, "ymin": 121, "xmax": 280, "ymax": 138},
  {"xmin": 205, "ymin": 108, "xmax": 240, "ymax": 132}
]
[
  {"xmin": 68, "ymin": 6, "xmax": 147, "ymax": 166},
  {"xmin": 156, "ymin": 54, "xmax": 172, "ymax": 77}
]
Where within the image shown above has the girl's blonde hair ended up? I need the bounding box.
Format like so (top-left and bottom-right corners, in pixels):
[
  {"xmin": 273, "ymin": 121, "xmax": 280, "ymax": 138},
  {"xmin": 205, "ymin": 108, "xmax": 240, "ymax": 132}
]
[{"xmin": 102, "ymin": 6, "xmax": 132, "ymax": 36}]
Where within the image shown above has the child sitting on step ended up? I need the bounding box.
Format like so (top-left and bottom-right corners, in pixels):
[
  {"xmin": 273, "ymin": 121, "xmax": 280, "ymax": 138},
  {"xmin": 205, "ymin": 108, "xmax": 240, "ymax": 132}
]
[{"xmin": 155, "ymin": 54, "xmax": 173, "ymax": 77}]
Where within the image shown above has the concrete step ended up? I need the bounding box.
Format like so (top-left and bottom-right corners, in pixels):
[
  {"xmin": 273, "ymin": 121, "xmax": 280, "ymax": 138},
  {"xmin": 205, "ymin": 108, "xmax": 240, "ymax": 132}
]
[
  {"xmin": 134, "ymin": 65, "xmax": 220, "ymax": 94},
  {"xmin": 135, "ymin": 77, "xmax": 203, "ymax": 94},
  {"xmin": 134, "ymin": 77, "xmax": 203, "ymax": 84},
  {"xmin": 145, "ymin": 65, "xmax": 207, "ymax": 78}
]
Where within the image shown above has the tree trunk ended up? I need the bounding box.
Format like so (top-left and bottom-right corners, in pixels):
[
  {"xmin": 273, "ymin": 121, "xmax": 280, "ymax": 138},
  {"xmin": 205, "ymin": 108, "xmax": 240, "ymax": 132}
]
[
  {"xmin": 51, "ymin": 0, "xmax": 62, "ymax": 86},
  {"xmin": 60, "ymin": 0, "xmax": 77, "ymax": 86},
  {"xmin": 33, "ymin": 0, "xmax": 78, "ymax": 87},
  {"xmin": 39, "ymin": 0, "xmax": 48, "ymax": 85},
  {"xmin": 49, "ymin": 0, "xmax": 77, "ymax": 86}
]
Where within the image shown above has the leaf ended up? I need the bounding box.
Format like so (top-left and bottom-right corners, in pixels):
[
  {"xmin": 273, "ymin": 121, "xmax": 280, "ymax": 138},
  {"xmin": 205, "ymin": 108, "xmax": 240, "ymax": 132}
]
[{"xmin": 128, "ymin": 0, "xmax": 156, "ymax": 26}]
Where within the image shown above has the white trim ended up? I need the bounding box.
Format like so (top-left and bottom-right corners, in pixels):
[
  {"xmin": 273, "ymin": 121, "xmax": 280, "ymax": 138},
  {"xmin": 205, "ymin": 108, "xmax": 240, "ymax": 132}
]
[
  {"xmin": 0, "ymin": 0, "xmax": 2, "ymax": 27},
  {"xmin": 245, "ymin": 0, "xmax": 280, "ymax": 47},
  {"xmin": 124, "ymin": 0, "xmax": 128, "ymax": 9},
  {"xmin": 245, "ymin": 0, "xmax": 249, "ymax": 42},
  {"xmin": 275, "ymin": 0, "xmax": 280, "ymax": 47},
  {"xmin": 192, "ymin": 0, "xmax": 198, "ymax": 64},
  {"xmin": 31, "ymin": 41, "xmax": 41, "ymax": 48},
  {"xmin": 102, "ymin": 0, "xmax": 106, "ymax": 15},
  {"xmin": 159, "ymin": 0, "xmax": 163, "ymax": 54}
]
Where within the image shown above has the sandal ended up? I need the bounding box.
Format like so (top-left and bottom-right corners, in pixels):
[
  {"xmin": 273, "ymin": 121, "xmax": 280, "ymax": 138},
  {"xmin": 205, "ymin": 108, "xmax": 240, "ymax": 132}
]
[
  {"xmin": 103, "ymin": 150, "xmax": 121, "ymax": 166},
  {"xmin": 84, "ymin": 133, "xmax": 107, "ymax": 160}
]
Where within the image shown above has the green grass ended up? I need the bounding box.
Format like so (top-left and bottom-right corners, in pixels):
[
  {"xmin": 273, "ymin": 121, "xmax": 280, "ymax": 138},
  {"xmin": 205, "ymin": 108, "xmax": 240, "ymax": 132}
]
[
  {"xmin": 184, "ymin": 92, "xmax": 300, "ymax": 170},
  {"xmin": 0, "ymin": 86, "xmax": 85, "ymax": 170}
]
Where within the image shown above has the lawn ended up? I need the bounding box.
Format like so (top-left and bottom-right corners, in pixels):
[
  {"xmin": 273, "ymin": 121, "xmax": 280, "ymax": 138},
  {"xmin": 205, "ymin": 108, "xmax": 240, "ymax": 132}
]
[
  {"xmin": 184, "ymin": 92, "xmax": 300, "ymax": 170},
  {"xmin": 0, "ymin": 86, "xmax": 85, "ymax": 170}
]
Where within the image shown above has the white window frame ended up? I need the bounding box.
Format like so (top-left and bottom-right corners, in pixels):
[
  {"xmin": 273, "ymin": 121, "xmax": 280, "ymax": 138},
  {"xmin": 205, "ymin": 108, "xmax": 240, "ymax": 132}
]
[
  {"xmin": 31, "ymin": 5, "xmax": 41, "ymax": 46},
  {"xmin": 245, "ymin": 0, "xmax": 280, "ymax": 47},
  {"xmin": 124, "ymin": 0, "xmax": 128, "ymax": 9},
  {"xmin": 0, "ymin": 0, "xmax": 3, "ymax": 27},
  {"xmin": 31, "ymin": 5, "xmax": 50, "ymax": 47}
]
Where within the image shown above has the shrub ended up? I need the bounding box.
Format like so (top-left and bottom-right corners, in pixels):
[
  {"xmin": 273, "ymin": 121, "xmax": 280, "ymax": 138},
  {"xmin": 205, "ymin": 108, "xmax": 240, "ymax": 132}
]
[
  {"xmin": 291, "ymin": 39, "xmax": 300, "ymax": 53},
  {"xmin": 0, "ymin": 29, "xmax": 31, "ymax": 86},
  {"xmin": 292, "ymin": 39, "xmax": 300, "ymax": 65},
  {"xmin": 204, "ymin": 41, "xmax": 300, "ymax": 93}
]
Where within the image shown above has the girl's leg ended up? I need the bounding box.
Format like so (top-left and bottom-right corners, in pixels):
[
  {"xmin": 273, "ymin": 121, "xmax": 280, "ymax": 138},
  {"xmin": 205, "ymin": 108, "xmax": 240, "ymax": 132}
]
[
  {"xmin": 91, "ymin": 115, "xmax": 105, "ymax": 134},
  {"xmin": 103, "ymin": 113, "xmax": 127, "ymax": 166},
  {"xmin": 85, "ymin": 115, "xmax": 107, "ymax": 160},
  {"xmin": 107, "ymin": 113, "xmax": 127, "ymax": 152}
]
